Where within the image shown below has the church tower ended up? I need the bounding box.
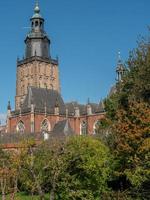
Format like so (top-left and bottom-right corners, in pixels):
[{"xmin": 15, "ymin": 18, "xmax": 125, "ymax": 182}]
[{"xmin": 15, "ymin": 2, "xmax": 60, "ymax": 110}]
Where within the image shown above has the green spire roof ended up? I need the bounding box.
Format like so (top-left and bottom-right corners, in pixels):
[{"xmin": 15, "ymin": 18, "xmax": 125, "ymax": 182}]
[{"xmin": 32, "ymin": 1, "xmax": 42, "ymax": 19}]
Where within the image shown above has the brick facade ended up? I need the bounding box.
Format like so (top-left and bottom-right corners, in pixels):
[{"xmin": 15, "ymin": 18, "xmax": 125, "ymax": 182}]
[
  {"xmin": 6, "ymin": 3, "xmax": 105, "ymax": 136},
  {"xmin": 7, "ymin": 111, "xmax": 105, "ymax": 135},
  {"xmin": 16, "ymin": 57, "xmax": 60, "ymax": 110}
]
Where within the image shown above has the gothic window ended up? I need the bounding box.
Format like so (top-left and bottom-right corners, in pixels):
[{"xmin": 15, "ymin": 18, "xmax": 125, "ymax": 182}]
[
  {"xmin": 41, "ymin": 119, "xmax": 50, "ymax": 133},
  {"xmin": 16, "ymin": 121, "xmax": 25, "ymax": 134},
  {"xmin": 93, "ymin": 120, "xmax": 100, "ymax": 134},
  {"xmin": 80, "ymin": 121, "xmax": 87, "ymax": 135}
]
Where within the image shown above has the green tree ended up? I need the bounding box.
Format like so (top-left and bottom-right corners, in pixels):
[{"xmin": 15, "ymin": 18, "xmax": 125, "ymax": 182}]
[
  {"xmin": 37, "ymin": 137, "xmax": 67, "ymax": 200},
  {"xmin": 98, "ymin": 34, "xmax": 150, "ymax": 197},
  {"xmin": 56, "ymin": 136, "xmax": 112, "ymax": 200},
  {"xmin": 113, "ymin": 101, "xmax": 150, "ymax": 190},
  {"xmin": 0, "ymin": 148, "xmax": 12, "ymax": 200},
  {"xmin": 19, "ymin": 139, "xmax": 46, "ymax": 200}
]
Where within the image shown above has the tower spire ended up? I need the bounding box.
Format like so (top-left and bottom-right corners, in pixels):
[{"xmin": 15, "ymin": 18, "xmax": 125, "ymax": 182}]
[
  {"xmin": 116, "ymin": 51, "xmax": 125, "ymax": 82},
  {"xmin": 34, "ymin": 0, "xmax": 40, "ymax": 14},
  {"xmin": 24, "ymin": 1, "xmax": 50, "ymax": 59},
  {"xmin": 32, "ymin": 0, "xmax": 42, "ymax": 18}
]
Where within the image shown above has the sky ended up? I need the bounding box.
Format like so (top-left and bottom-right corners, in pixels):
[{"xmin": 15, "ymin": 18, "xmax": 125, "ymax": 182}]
[{"xmin": 0, "ymin": 0, "xmax": 150, "ymax": 123}]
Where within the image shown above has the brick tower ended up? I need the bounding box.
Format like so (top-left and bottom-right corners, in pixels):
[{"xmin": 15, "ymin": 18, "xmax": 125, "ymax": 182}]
[
  {"xmin": 6, "ymin": 1, "xmax": 105, "ymax": 136},
  {"xmin": 15, "ymin": 2, "xmax": 60, "ymax": 110}
]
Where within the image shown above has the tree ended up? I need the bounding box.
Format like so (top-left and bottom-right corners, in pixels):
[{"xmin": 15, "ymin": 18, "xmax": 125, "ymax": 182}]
[
  {"xmin": 18, "ymin": 139, "xmax": 46, "ymax": 200},
  {"xmin": 98, "ymin": 33, "xmax": 150, "ymax": 197},
  {"xmin": 0, "ymin": 148, "xmax": 12, "ymax": 200},
  {"xmin": 56, "ymin": 136, "xmax": 112, "ymax": 200},
  {"xmin": 113, "ymin": 101, "xmax": 150, "ymax": 190},
  {"xmin": 32, "ymin": 136, "xmax": 112, "ymax": 200},
  {"xmin": 33, "ymin": 137, "xmax": 67, "ymax": 200}
]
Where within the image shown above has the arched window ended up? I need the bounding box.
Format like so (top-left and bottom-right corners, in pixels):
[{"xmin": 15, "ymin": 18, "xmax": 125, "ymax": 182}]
[
  {"xmin": 41, "ymin": 119, "xmax": 50, "ymax": 133},
  {"xmin": 40, "ymin": 21, "xmax": 43, "ymax": 27},
  {"xmin": 93, "ymin": 120, "xmax": 101, "ymax": 134},
  {"xmin": 16, "ymin": 121, "xmax": 25, "ymax": 134},
  {"xmin": 35, "ymin": 21, "xmax": 38, "ymax": 27},
  {"xmin": 80, "ymin": 121, "xmax": 87, "ymax": 135}
]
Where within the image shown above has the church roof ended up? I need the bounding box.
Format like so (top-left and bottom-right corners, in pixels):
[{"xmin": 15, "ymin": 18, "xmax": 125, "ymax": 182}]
[
  {"xmin": 96, "ymin": 101, "xmax": 105, "ymax": 113},
  {"xmin": 65, "ymin": 102, "xmax": 86, "ymax": 115},
  {"xmin": 65, "ymin": 101, "xmax": 104, "ymax": 115},
  {"xmin": 22, "ymin": 87, "xmax": 66, "ymax": 115},
  {"xmin": 52, "ymin": 119, "xmax": 75, "ymax": 136},
  {"xmin": 13, "ymin": 87, "xmax": 105, "ymax": 116}
]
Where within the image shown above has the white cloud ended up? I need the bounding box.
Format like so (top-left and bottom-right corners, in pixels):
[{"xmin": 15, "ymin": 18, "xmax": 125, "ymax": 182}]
[{"xmin": 0, "ymin": 113, "xmax": 7, "ymax": 125}]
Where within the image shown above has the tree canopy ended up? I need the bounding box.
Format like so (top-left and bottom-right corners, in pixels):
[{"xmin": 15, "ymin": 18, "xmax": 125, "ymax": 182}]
[{"xmin": 99, "ymin": 35, "xmax": 150, "ymax": 198}]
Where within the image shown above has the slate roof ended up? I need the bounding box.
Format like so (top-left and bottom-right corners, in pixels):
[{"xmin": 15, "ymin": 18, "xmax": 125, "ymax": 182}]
[
  {"xmin": 65, "ymin": 102, "xmax": 86, "ymax": 116},
  {"xmin": 65, "ymin": 101, "xmax": 104, "ymax": 115},
  {"xmin": 22, "ymin": 87, "xmax": 66, "ymax": 115},
  {"xmin": 16, "ymin": 87, "xmax": 105, "ymax": 116},
  {"xmin": 96, "ymin": 101, "xmax": 105, "ymax": 113},
  {"xmin": 52, "ymin": 119, "xmax": 75, "ymax": 136},
  {"xmin": 108, "ymin": 85, "xmax": 117, "ymax": 97}
]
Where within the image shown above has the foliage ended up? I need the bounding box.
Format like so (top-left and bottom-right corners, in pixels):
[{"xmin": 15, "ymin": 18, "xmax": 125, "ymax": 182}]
[
  {"xmin": 0, "ymin": 192, "xmax": 49, "ymax": 200},
  {"xmin": 18, "ymin": 139, "xmax": 46, "ymax": 200},
  {"xmin": 56, "ymin": 136, "xmax": 112, "ymax": 200},
  {"xmin": 99, "ymin": 34, "xmax": 150, "ymax": 197},
  {"xmin": 0, "ymin": 136, "xmax": 112, "ymax": 200},
  {"xmin": 113, "ymin": 101, "xmax": 150, "ymax": 188},
  {"xmin": 0, "ymin": 147, "xmax": 23, "ymax": 200},
  {"xmin": 104, "ymin": 93, "xmax": 120, "ymax": 121}
]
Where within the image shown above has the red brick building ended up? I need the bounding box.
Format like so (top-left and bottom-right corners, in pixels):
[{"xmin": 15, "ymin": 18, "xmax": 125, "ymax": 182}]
[{"xmin": 6, "ymin": 2, "xmax": 105, "ymax": 136}]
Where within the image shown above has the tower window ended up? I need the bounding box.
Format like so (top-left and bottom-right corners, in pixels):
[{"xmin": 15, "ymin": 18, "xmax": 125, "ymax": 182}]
[
  {"xmin": 32, "ymin": 22, "xmax": 34, "ymax": 27},
  {"xmin": 35, "ymin": 21, "xmax": 38, "ymax": 27},
  {"xmin": 40, "ymin": 21, "xmax": 43, "ymax": 27}
]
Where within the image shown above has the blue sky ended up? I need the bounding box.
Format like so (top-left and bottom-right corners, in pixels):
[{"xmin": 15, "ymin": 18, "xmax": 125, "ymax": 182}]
[{"xmin": 0, "ymin": 0, "xmax": 150, "ymax": 123}]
